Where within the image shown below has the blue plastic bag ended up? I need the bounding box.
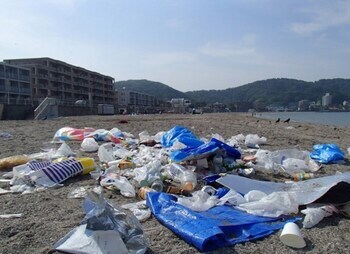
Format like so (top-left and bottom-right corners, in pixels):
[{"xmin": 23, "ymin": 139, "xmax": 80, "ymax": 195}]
[
  {"xmin": 310, "ymin": 144, "xmax": 345, "ymax": 164},
  {"xmin": 146, "ymin": 192, "xmax": 298, "ymax": 252},
  {"xmin": 161, "ymin": 126, "xmax": 204, "ymax": 148},
  {"xmin": 170, "ymin": 138, "xmax": 241, "ymax": 162}
]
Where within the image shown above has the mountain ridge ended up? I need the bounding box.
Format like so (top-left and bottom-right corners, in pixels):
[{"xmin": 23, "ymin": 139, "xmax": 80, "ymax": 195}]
[{"xmin": 115, "ymin": 78, "xmax": 350, "ymax": 106}]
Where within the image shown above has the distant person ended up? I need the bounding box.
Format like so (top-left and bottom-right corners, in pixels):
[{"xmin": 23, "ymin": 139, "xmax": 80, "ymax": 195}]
[{"xmin": 275, "ymin": 118, "xmax": 280, "ymax": 123}]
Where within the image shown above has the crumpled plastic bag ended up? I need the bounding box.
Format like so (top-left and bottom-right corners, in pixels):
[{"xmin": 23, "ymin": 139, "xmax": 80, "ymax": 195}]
[
  {"xmin": 177, "ymin": 191, "xmax": 219, "ymax": 211},
  {"xmin": 301, "ymin": 204, "xmax": 337, "ymax": 228},
  {"xmin": 54, "ymin": 191, "xmax": 147, "ymax": 254},
  {"xmin": 100, "ymin": 175, "xmax": 136, "ymax": 198},
  {"xmin": 245, "ymin": 134, "xmax": 267, "ymax": 148},
  {"xmin": 53, "ymin": 127, "xmax": 95, "ymax": 141},
  {"xmin": 121, "ymin": 201, "xmax": 151, "ymax": 222},
  {"xmin": 238, "ymin": 191, "xmax": 299, "ymax": 217},
  {"xmin": 310, "ymin": 144, "xmax": 345, "ymax": 164},
  {"xmin": 81, "ymin": 138, "xmax": 99, "ymax": 152},
  {"xmin": 86, "ymin": 129, "xmax": 123, "ymax": 143},
  {"xmin": 161, "ymin": 126, "xmax": 204, "ymax": 148}
]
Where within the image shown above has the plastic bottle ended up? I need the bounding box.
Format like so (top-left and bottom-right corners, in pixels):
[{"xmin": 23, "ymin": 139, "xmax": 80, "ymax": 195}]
[
  {"xmin": 169, "ymin": 163, "xmax": 197, "ymax": 191},
  {"xmin": 293, "ymin": 173, "xmax": 314, "ymax": 182},
  {"xmin": 213, "ymin": 153, "xmax": 225, "ymax": 174},
  {"xmin": 150, "ymin": 179, "xmax": 164, "ymax": 192}
]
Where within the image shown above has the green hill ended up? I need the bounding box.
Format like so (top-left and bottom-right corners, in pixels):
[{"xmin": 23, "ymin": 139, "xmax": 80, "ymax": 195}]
[
  {"xmin": 114, "ymin": 79, "xmax": 188, "ymax": 100},
  {"xmin": 114, "ymin": 78, "xmax": 350, "ymax": 107}
]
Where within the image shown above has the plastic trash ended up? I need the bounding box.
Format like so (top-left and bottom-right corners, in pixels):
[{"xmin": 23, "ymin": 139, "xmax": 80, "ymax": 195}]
[
  {"xmin": 0, "ymin": 213, "xmax": 23, "ymax": 219},
  {"xmin": 147, "ymin": 192, "xmax": 298, "ymax": 252},
  {"xmin": 280, "ymin": 222, "xmax": 306, "ymax": 248},
  {"xmin": 85, "ymin": 128, "xmax": 123, "ymax": 143},
  {"xmin": 0, "ymin": 132, "xmax": 12, "ymax": 138},
  {"xmin": 100, "ymin": 175, "xmax": 136, "ymax": 198},
  {"xmin": 212, "ymin": 152, "xmax": 226, "ymax": 174},
  {"xmin": 98, "ymin": 143, "xmax": 116, "ymax": 162},
  {"xmin": 121, "ymin": 201, "xmax": 151, "ymax": 222},
  {"xmin": 0, "ymin": 155, "xmax": 29, "ymax": 170},
  {"xmin": 161, "ymin": 126, "xmax": 204, "ymax": 148},
  {"xmin": 53, "ymin": 127, "xmax": 95, "ymax": 141},
  {"xmin": 168, "ymin": 163, "xmax": 197, "ymax": 191},
  {"xmin": 227, "ymin": 134, "xmax": 245, "ymax": 147},
  {"xmin": 0, "ymin": 187, "xmax": 12, "ymax": 195},
  {"xmin": 244, "ymin": 190, "xmax": 267, "ymax": 202},
  {"xmin": 27, "ymin": 158, "xmax": 95, "ymax": 188},
  {"xmin": 301, "ymin": 204, "xmax": 338, "ymax": 228},
  {"xmin": 134, "ymin": 160, "xmax": 162, "ymax": 188},
  {"xmin": 54, "ymin": 191, "xmax": 147, "ymax": 254},
  {"xmin": 245, "ymin": 134, "xmax": 267, "ymax": 148},
  {"xmin": 81, "ymin": 138, "xmax": 99, "ymax": 152},
  {"xmin": 310, "ymin": 144, "xmax": 345, "ymax": 164},
  {"xmin": 177, "ymin": 191, "xmax": 219, "ymax": 211},
  {"xmin": 238, "ymin": 192, "xmax": 299, "ymax": 217}
]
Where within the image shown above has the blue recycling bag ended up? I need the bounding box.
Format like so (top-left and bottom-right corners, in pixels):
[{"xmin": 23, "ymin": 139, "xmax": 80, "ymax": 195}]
[
  {"xmin": 310, "ymin": 144, "xmax": 345, "ymax": 164},
  {"xmin": 147, "ymin": 192, "xmax": 298, "ymax": 252}
]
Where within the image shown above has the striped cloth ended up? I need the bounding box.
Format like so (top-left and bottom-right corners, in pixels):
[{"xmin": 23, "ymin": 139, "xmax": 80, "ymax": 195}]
[
  {"xmin": 28, "ymin": 158, "xmax": 84, "ymax": 187},
  {"xmin": 28, "ymin": 161, "xmax": 52, "ymax": 171}
]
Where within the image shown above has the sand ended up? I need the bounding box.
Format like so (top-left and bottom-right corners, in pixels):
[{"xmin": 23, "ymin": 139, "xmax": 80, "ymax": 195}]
[{"xmin": 0, "ymin": 113, "xmax": 349, "ymax": 254}]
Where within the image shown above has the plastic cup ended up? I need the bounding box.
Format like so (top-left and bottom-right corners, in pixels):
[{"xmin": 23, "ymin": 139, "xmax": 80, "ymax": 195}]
[{"xmin": 280, "ymin": 222, "xmax": 306, "ymax": 248}]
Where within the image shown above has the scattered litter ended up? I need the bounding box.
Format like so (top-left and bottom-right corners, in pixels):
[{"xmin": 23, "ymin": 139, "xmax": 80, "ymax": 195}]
[
  {"xmin": 121, "ymin": 200, "xmax": 152, "ymax": 222},
  {"xmin": 0, "ymin": 213, "xmax": 23, "ymax": 218},
  {"xmin": 0, "ymin": 155, "xmax": 29, "ymax": 170},
  {"xmin": 0, "ymin": 132, "xmax": 12, "ymax": 138},
  {"xmin": 81, "ymin": 137, "xmax": 99, "ymax": 152},
  {"xmin": 147, "ymin": 192, "xmax": 298, "ymax": 252},
  {"xmin": 0, "ymin": 187, "xmax": 12, "ymax": 195},
  {"xmin": 1, "ymin": 123, "xmax": 348, "ymax": 252},
  {"xmin": 54, "ymin": 191, "xmax": 147, "ymax": 254},
  {"xmin": 301, "ymin": 204, "xmax": 338, "ymax": 228},
  {"xmin": 310, "ymin": 144, "xmax": 345, "ymax": 164},
  {"xmin": 279, "ymin": 222, "xmax": 306, "ymax": 248}
]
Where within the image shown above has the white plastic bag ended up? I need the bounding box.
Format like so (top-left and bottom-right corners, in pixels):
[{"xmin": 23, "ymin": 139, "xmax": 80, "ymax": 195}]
[
  {"xmin": 301, "ymin": 205, "xmax": 337, "ymax": 228},
  {"xmin": 81, "ymin": 138, "xmax": 99, "ymax": 152},
  {"xmin": 244, "ymin": 190, "xmax": 267, "ymax": 202},
  {"xmin": 245, "ymin": 134, "xmax": 267, "ymax": 148},
  {"xmin": 100, "ymin": 176, "xmax": 136, "ymax": 198},
  {"xmin": 238, "ymin": 191, "xmax": 299, "ymax": 217},
  {"xmin": 177, "ymin": 191, "xmax": 219, "ymax": 212}
]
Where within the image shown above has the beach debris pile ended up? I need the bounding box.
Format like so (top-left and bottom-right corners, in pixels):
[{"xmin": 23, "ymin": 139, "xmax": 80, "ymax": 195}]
[{"xmin": 0, "ymin": 125, "xmax": 349, "ymax": 252}]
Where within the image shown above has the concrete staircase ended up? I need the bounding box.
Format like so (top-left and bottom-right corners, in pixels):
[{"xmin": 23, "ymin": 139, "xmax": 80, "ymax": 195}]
[{"xmin": 34, "ymin": 97, "xmax": 58, "ymax": 120}]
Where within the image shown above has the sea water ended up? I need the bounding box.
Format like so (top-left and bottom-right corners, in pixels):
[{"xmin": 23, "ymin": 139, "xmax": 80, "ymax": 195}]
[{"xmin": 256, "ymin": 112, "xmax": 350, "ymax": 127}]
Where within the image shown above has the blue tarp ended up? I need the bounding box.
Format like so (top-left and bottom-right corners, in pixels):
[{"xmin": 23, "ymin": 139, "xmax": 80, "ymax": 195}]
[
  {"xmin": 310, "ymin": 144, "xmax": 345, "ymax": 164},
  {"xmin": 147, "ymin": 192, "xmax": 298, "ymax": 252}
]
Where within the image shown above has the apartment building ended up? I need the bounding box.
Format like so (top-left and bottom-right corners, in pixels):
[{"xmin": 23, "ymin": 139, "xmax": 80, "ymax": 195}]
[
  {"xmin": 117, "ymin": 88, "xmax": 159, "ymax": 113},
  {"xmin": 0, "ymin": 62, "xmax": 32, "ymax": 104},
  {"xmin": 4, "ymin": 57, "xmax": 116, "ymax": 106}
]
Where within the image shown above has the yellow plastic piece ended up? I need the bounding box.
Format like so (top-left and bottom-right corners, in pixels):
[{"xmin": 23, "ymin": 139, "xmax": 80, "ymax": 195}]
[{"xmin": 78, "ymin": 157, "xmax": 96, "ymax": 174}]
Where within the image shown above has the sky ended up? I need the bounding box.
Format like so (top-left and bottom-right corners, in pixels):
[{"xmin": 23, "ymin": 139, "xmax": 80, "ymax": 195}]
[{"xmin": 1, "ymin": 0, "xmax": 350, "ymax": 92}]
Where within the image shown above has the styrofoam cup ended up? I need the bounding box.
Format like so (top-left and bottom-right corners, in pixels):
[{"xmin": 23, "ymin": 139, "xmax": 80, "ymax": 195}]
[{"xmin": 280, "ymin": 222, "xmax": 306, "ymax": 248}]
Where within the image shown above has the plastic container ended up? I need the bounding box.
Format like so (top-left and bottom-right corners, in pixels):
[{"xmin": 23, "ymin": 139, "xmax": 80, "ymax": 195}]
[
  {"xmin": 213, "ymin": 153, "xmax": 225, "ymax": 174},
  {"xmin": 279, "ymin": 222, "xmax": 306, "ymax": 248},
  {"xmin": 151, "ymin": 179, "xmax": 164, "ymax": 192},
  {"xmin": 169, "ymin": 163, "xmax": 197, "ymax": 191}
]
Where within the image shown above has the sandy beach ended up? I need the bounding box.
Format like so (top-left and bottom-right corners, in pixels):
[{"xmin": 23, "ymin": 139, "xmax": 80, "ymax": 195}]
[{"xmin": 0, "ymin": 113, "xmax": 349, "ymax": 254}]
